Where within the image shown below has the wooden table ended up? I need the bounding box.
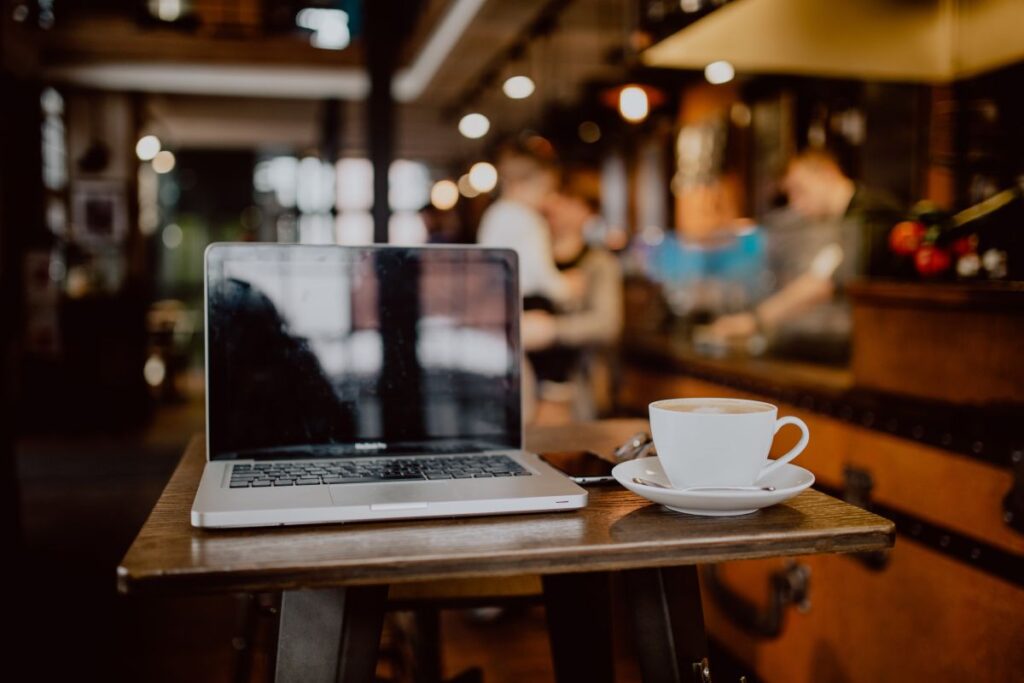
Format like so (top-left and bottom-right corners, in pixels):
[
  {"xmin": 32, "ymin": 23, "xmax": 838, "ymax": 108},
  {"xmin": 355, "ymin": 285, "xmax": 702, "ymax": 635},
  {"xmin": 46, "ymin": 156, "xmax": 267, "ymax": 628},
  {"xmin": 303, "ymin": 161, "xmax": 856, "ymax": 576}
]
[{"xmin": 119, "ymin": 419, "xmax": 894, "ymax": 683}]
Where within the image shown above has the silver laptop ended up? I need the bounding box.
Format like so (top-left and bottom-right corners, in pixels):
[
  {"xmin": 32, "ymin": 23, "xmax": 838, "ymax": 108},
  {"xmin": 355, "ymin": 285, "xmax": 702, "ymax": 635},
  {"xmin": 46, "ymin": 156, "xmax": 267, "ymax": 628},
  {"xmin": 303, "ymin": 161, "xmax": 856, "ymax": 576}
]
[{"xmin": 191, "ymin": 243, "xmax": 586, "ymax": 528}]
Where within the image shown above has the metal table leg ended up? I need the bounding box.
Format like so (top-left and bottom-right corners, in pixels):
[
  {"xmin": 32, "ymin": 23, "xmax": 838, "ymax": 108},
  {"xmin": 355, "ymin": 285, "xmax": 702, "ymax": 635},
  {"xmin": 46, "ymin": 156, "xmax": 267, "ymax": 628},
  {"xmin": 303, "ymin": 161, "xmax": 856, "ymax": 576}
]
[
  {"xmin": 623, "ymin": 566, "xmax": 712, "ymax": 683},
  {"xmin": 275, "ymin": 585, "xmax": 388, "ymax": 683},
  {"xmin": 542, "ymin": 571, "xmax": 615, "ymax": 683}
]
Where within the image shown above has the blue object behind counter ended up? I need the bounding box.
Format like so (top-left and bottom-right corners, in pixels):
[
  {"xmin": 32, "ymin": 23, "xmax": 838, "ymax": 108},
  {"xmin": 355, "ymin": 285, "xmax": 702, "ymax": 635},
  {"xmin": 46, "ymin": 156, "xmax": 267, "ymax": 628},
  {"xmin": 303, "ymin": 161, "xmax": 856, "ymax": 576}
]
[{"xmin": 645, "ymin": 226, "xmax": 766, "ymax": 299}]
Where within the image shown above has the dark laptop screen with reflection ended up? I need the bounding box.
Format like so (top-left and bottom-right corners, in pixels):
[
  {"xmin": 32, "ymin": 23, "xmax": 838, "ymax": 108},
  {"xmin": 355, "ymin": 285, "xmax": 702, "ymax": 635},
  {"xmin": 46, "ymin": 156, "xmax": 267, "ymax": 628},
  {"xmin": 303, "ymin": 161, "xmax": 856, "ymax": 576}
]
[{"xmin": 205, "ymin": 244, "xmax": 521, "ymax": 460}]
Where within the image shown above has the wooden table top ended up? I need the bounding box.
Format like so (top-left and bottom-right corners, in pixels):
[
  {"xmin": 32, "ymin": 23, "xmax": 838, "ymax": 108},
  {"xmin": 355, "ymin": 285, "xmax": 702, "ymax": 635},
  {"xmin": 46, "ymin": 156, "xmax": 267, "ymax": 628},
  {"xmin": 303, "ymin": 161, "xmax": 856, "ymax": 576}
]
[{"xmin": 118, "ymin": 419, "xmax": 893, "ymax": 596}]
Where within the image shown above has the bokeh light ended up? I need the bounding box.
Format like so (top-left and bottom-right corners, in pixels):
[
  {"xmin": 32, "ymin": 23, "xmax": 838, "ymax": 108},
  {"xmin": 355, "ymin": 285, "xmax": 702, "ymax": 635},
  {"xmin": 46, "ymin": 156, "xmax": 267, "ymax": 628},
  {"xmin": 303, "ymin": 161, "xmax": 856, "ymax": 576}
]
[
  {"xmin": 619, "ymin": 86, "xmax": 649, "ymax": 123},
  {"xmin": 135, "ymin": 135, "xmax": 161, "ymax": 161},
  {"xmin": 458, "ymin": 113, "xmax": 490, "ymax": 139},
  {"xmin": 468, "ymin": 162, "xmax": 498, "ymax": 193},
  {"xmin": 430, "ymin": 180, "xmax": 459, "ymax": 210}
]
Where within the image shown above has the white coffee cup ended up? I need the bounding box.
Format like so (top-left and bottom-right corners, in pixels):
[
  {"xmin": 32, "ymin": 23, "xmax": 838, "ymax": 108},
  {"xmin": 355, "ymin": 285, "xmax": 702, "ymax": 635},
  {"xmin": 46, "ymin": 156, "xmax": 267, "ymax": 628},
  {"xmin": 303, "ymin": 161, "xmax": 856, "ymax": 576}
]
[{"xmin": 648, "ymin": 398, "xmax": 809, "ymax": 489}]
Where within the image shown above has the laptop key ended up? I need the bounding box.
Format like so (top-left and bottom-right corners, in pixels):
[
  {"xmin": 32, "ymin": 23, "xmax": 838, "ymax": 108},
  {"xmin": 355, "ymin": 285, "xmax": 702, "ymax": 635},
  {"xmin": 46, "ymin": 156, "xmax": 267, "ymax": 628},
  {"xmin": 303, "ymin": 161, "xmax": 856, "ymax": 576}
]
[
  {"xmin": 426, "ymin": 473, "xmax": 453, "ymax": 480},
  {"xmin": 251, "ymin": 480, "xmax": 272, "ymax": 487},
  {"xmin": 295, "ymin": 478, "xmax": 321, "ymax": 485},
  {"xmin": 273, "ymin": 479, "xmax": 295, "ymax": 486},
  {"xmin": 473, "ymin": 473, "xmax": 494, "ymax": 478},
  {"xmin": 324, "ymin": 476, "xmax": 387, "ymax": 485},
  {"xmin": 229, "ymin": 481, "xmax": 250, "ymax": 488}
]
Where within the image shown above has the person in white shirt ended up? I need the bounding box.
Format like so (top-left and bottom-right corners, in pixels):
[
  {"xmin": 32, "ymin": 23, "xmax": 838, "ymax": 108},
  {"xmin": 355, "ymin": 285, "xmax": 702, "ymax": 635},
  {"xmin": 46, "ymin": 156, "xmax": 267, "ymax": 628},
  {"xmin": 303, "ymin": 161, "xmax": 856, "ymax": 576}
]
[{"xmin": 477, "ymin": 145, "xmax": 575, "ymax": 305}]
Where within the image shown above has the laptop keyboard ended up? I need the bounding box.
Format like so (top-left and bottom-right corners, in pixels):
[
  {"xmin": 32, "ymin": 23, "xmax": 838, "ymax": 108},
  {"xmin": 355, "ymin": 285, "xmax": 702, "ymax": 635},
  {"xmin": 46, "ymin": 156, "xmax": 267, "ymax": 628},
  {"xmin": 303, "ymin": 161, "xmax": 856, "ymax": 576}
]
[{"xmin": 227, "ymin": 454, "xmax": 532, "ymax": 488}]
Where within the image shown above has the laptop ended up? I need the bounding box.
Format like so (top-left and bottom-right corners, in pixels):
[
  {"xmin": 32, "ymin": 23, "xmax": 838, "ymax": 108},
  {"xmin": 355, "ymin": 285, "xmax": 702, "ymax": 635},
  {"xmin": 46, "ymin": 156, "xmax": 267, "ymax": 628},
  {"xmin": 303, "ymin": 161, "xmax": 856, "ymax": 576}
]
[{"xmin": 191, "ymin": 243, "xmax": 587, "ymax": 528}]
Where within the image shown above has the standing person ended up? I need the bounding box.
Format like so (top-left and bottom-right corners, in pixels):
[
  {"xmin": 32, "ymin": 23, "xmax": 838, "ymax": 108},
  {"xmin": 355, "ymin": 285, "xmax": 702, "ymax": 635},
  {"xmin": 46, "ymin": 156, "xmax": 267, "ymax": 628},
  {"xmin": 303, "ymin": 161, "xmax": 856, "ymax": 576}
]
[
  {"xmin": 477, "ymin": 143, "xmax": 580, "ymax": 308},
  {"xmin": 523, "ymin": 168, "xmax": 623, "ymax": 422},
  {"xmin": 708, "ymin": 148, "xmax": 902, "ymax": 356}
]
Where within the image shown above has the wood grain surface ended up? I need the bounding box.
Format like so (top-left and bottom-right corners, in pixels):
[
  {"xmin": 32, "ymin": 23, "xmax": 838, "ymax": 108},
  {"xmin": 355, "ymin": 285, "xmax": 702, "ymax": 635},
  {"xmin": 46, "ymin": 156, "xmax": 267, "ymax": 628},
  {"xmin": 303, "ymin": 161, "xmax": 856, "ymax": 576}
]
[
  {"xmin": 625, "ymin": 335, "xmax": 854, "ymax": 396},
  {"xmin": 850, "ymin": 283, "xmax": 1024, "ymax": 403},
  {"xmin": 118, "ymin": 420, "xmax": 893, "ymax": 596}
]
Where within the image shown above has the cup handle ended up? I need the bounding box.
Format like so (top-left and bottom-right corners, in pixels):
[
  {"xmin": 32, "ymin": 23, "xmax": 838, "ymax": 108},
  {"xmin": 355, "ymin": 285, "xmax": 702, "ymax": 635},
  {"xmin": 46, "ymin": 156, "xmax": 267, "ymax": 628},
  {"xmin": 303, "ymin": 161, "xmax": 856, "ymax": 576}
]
[{"xmin": 758, "ymin": 416, "xmax": 809, "ymax": 480}]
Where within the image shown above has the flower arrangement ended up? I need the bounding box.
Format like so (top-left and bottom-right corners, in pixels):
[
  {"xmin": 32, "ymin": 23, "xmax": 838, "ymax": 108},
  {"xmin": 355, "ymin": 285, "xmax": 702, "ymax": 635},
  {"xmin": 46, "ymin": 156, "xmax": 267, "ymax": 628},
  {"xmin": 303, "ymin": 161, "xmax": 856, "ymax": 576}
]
[{"xmin": 887, "ymin": 196, "xmax": 1013, "ymax": 280}]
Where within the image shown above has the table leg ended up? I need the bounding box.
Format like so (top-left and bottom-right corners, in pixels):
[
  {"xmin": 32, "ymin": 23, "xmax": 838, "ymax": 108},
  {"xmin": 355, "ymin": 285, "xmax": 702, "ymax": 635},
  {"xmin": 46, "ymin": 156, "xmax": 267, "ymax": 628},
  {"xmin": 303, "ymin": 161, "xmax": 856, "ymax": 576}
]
[
  {"xmin": 541, "ymin": 571, "xmax": 615, "ymax": 683},
  {"xmin": 275, "ymin": 585, "xmax": 388, "ymax": 683},
  {"xmin": 623, "ymin": 566, "xmax": 711, "ymax": 683},
  {"xmin": 411, "ymin": 607, "xmax": 442, "ymax": 683}
]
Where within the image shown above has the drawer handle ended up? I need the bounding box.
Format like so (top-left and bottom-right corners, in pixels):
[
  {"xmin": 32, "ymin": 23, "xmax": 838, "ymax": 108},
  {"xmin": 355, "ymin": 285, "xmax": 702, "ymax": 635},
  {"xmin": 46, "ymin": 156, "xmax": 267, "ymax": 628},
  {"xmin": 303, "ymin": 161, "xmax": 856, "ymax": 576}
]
[{"xmin": 702, "ymin": 561, "xmax": 811, "ymax": 639}]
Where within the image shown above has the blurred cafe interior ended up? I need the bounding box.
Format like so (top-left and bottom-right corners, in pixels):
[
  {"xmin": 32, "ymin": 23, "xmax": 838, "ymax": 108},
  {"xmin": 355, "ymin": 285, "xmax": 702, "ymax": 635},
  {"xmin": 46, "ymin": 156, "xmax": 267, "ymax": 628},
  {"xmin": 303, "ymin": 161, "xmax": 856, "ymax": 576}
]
[{"xmin": 2, "ymin": 0, "xmax": 1023, "ymax": 681}]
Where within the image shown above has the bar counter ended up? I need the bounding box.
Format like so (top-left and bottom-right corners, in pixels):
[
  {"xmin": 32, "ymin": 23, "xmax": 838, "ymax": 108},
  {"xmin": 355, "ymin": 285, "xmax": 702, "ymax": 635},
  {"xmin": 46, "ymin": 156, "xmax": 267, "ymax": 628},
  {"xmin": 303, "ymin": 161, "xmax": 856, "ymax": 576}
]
[{"xmin": 622, "ymin": 332, "xmax": 1021, "ymax": 472}]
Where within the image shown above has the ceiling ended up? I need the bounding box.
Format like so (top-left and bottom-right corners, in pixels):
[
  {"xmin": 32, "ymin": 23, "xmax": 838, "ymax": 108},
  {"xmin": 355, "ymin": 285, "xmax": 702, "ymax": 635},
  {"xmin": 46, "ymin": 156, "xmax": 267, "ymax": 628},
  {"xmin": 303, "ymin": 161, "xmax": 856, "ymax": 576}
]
[
  {"xmin": 642, "ymin": 0, "xmax": 1024, "ymax": 82},
  {"xmin": 39, "ymin": 0, "xmax": 633, "ymax": 164}
]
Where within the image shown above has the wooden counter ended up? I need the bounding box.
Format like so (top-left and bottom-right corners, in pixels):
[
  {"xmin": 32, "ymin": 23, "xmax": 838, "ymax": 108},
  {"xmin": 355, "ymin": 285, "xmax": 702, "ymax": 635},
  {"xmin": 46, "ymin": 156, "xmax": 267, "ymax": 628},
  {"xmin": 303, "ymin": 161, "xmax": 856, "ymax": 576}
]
[
  {"xmin": 848, "ymin": 280, "xmax": 1024, "ymax": 404},
  {"xmin": 624, "ymin": 333, "xmax": 1022, "ymax": 472}
]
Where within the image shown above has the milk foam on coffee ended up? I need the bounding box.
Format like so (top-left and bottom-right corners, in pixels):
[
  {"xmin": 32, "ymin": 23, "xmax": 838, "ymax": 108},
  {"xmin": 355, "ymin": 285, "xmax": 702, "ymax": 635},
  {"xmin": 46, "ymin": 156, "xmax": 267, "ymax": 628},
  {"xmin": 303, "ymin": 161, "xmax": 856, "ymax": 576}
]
[{"xmin": 662, "ymin": 400, "xmax": 770, "ymax": 414}]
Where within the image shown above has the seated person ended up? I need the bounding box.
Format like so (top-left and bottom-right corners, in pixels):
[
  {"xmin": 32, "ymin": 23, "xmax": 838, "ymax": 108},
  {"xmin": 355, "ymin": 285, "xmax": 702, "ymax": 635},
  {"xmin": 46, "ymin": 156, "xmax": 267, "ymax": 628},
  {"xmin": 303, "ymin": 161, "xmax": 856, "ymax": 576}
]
[{"xmin": 522, "ymin": 168, "xmax": 624, "ymax": 422}]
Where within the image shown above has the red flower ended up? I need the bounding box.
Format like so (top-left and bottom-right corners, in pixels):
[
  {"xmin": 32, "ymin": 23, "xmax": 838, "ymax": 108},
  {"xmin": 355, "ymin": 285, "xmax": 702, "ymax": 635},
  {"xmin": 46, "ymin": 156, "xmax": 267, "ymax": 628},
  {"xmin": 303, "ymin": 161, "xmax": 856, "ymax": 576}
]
[
  {"xmin": 914, "ymin": 245, "xmax": 952, "ymax": 277},
  {"xmin": 889, "ymin": 221, "xmax": 926, "ymax": 255},
  {"xmin": 951, "ymin": 235, "xmax": 978, "ymax": 256}
]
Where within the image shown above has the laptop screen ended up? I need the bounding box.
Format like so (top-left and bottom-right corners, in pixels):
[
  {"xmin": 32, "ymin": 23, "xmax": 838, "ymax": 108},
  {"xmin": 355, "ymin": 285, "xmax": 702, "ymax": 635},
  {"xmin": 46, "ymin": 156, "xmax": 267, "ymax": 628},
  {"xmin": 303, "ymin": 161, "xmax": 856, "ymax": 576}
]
[{"xmin": 205, "ymin": 244, "xmax": 521, "ymax": 460}]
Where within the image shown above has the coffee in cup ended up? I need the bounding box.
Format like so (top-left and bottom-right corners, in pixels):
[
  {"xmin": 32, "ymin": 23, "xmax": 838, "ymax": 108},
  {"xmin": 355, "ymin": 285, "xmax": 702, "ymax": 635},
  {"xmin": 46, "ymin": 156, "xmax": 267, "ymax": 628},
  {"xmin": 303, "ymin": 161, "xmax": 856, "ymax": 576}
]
[{"xmin": 648, "ymin": 398, "xmax": 809, "ymax": 489}]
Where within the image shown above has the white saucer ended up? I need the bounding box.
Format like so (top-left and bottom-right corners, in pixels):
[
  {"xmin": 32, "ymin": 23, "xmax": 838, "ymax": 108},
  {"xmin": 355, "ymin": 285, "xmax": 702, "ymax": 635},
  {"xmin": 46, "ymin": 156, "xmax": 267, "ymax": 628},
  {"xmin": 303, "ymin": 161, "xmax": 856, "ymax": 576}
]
[{"xmin": 611, "ymin": 457, "xmax": 815, "ymax": 516}]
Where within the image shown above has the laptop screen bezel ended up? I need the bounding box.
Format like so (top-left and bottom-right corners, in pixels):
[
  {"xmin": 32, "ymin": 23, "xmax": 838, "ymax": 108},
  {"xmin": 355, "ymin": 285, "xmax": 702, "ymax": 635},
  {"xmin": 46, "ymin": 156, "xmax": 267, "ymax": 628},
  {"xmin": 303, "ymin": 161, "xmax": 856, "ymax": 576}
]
[{"xmin": 204, "ymin": 242, "xmax": 523, "ymax": 461}]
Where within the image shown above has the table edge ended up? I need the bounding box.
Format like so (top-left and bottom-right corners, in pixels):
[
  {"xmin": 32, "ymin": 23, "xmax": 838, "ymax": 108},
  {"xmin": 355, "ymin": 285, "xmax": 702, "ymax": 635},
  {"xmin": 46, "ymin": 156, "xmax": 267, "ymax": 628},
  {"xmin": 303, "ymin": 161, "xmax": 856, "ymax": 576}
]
[{"xmin": 118, "ymin": 520, "xmax": 894, "ymax": 596}]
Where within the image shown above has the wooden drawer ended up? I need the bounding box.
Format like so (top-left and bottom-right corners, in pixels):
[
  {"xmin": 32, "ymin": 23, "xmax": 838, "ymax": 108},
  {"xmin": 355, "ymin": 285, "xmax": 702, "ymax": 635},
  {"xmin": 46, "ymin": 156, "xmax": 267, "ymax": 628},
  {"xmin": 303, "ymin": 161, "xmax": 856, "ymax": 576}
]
[{"xmin": 701, "ymin": 543, "xmax": 1024, "ymax": 683}]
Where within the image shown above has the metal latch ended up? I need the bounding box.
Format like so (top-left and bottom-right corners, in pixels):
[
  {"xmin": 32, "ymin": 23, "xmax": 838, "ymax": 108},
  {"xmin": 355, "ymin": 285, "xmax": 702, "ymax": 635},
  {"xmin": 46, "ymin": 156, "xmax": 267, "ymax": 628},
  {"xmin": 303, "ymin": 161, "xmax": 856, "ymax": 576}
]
[{"xmin": 843, "ymin": 465, "xmax": 891, "ymax": 570}]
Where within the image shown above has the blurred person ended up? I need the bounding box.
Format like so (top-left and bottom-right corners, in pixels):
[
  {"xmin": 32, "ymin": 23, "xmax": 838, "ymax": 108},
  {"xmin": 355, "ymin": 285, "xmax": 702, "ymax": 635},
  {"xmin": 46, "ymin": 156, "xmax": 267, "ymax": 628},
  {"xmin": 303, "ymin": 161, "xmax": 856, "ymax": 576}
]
[
  {"xmin": 477, "ymin": 143, "xmax": 583, "ymax": 307},
  {"xmin": 522, "ymin": 168, "xmax": 623, "ymax": 423},
  {"xmin": 642, "ymin": 174, "xmax": 768, "ymax": 319},
  {"xmin": 708, "ymin": 149, "xmax": 902, "ymax": 357}
]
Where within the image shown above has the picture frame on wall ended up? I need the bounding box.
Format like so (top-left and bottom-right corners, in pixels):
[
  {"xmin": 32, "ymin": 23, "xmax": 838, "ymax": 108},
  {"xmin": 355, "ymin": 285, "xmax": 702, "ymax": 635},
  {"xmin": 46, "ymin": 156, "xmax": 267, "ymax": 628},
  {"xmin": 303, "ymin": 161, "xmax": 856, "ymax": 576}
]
[{"xmin": 71, "ymin": 179, "xmax": 128, "ymax": 248}]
